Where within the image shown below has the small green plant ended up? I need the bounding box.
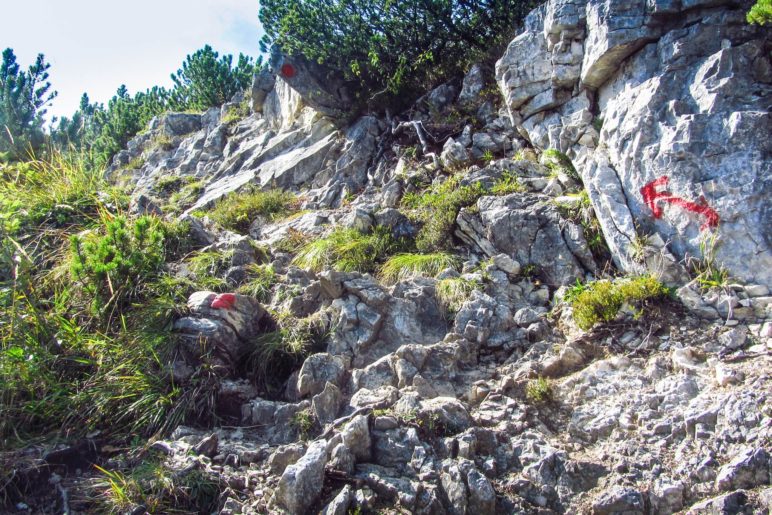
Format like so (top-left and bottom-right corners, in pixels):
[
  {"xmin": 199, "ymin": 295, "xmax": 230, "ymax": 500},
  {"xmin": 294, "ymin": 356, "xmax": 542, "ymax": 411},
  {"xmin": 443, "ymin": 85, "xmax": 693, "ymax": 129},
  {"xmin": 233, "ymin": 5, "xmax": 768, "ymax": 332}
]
[
  {"xmin": 167, "ymin": 180, "xmax": 204, "ymax": 213},
  {"xmin": 222, "ymin": 97, "xmax": 252, "ymax": 125},
  {"xmin": 526, "ymin": 377, "xmax": 553, "ymax": 403},
  {"xmin": 436, "ymin": 277, "xmax": 481, "ymax": 314},
  {"xmin": 490, "ymin": 170, "xmax": 524, "ymax": 195},
  {"xmin": 592, "ymin": 117, "xmax": 604, "ymax": 132},
  {"xmin": 403, "ymin": 176, "xmax": 486, "ymax": 252},
  {"xmin": 569, "ymin": 275, "xmax": 668, "ymax": 330},
  {"xmin": 293, "ymin": 226, "xmax": 398, "ymax": 273},
  {"xmin": 542, "ymin": 148, "xmax": 581, "ymax": 183},
  {"xmin": 521, "ymin": 264, "xmax": 538, "ymax": 278},
  {"xmin": 152, "ymin": 133, "xmax": 175, "ymax": 151},
  {"xmin": 629, "ymin": 233, "xmax": 649, "ymax": 263},
  {"xmin": 70, "ymin": 214, "xmax": 166, "ymax": 315},
  {"xmin": 154, "ymin": 175, "xmax": 189, "ymax": 194},
  {"xmin": 246, "ymin": 311, "xmax": 329, "ymax": 394},
  {"xmin": 379, "ymin": 252, "xmax": 460, "ymax": 283},
  {"xmin": 562, "ymin": 278, "xmax": 588, "ymax": 304},
  {"xmin": 291, "ymin": 408, "xmax": 315, "ymax": 440},
  {"xmin": 90, "ymin": 458, "xmax": 221, "ymax": 514},
  {"xmin": 273, "ymin": 227, "xmax": 309, "ymax": 254},
  {"xmin": 237, "ymin": 263, "xmax": 276, "ymax": 302},
  {"xmin": 554, "ymin": 191, "xmax": 610, "ymax": 262},
  {"xmin": 185, "ymin": 249, "xmax": 234, "ymax": 291},
  {"xmin": 207, "ymin": 188, "xmax": 297, "ymax": 233},
  {"xmin": 747, "ymin": 0, "xmax": 771, "ymax": 24},
  {"xmin": 481, "ymin": 149, "xmax": 494, "ymax": 164},
  {"xmin": 126, "ymin": 155, "xmax": 146, "ymax": 170},
  {"xmin": 402, "ymin": 145, "xmax": 419, "ymax": 160},
  {"xmin": 690, "ymin": 232, "xmax": 730, "ymax": 291}
]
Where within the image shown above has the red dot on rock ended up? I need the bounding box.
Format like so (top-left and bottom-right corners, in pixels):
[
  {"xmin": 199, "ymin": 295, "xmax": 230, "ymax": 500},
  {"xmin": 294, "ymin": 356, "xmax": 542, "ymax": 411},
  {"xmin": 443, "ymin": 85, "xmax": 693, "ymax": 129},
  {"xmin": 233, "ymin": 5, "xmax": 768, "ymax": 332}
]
[
  {"xmin": 211, "ymin": 293, "xmax": 237, "ymax": 310},
  {"xmin": 280, "ymin": 63, "xmax": 296, "ymax": 78}
]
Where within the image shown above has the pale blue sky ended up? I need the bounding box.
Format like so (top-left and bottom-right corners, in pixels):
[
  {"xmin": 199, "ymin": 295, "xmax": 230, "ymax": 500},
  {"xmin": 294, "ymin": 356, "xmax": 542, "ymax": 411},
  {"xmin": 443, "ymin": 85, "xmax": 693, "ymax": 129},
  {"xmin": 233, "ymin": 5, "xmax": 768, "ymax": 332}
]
[{"xmin": 3, "ymin": 0, "xmax": 264, "ymax": 121}]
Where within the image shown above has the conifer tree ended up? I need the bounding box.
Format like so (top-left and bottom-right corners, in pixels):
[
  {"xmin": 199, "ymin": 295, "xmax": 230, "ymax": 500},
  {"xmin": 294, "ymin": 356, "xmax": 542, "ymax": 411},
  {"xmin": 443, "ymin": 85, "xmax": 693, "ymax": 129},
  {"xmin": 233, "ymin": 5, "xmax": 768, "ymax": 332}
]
[{"xmin": 0, "ymin": 48, "xmax": 57, "ymax": 158}]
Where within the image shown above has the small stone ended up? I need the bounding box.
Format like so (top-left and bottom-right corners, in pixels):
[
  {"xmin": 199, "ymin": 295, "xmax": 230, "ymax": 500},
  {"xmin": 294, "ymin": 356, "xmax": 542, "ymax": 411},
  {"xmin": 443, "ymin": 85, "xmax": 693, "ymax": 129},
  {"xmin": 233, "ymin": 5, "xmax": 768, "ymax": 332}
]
[
  {"xmin": 193, "ymin": 433, "xmax": 218, "ymax": 458},
  {"xmin": 745, "ymin": 284, "xmax": 769, "ymax": 297},
  {"xmin": 492, "ymin": 253, "xmax": 520, "ymax": 275},
  {"xmin": 341, "ymin": 415, "xmax": 371, "ymax": 462}
]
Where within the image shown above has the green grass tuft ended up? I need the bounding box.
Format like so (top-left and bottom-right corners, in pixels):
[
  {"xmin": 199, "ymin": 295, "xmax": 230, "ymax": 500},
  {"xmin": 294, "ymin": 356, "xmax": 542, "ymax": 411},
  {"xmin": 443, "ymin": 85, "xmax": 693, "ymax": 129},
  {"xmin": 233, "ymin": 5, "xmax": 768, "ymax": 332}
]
[
  {"xmin": 526, "ymin": 376, "xmax": 553, "ymax": 403},
  {"xmin": 244, "ymin": 311, "xmax": 329, "ymax": 395},
  {"xmin": 436, "ymin": 277, "xmax": 481, "ymax": 314},
  {"xmin": 542, "ymin": 148, "xmax": 581, "ymax": 183},
  {"xmin": 237, "ymin": 263, "xmax": 277, "ymax": 302},
  {"xmin": 207, "ymin": 188, "xmax": 297, "ymax": 233},
  {"xmin": 379, "ymin": 252, "xmax": 460, "ymax": 283},
  {"xmin": 293, "ymin": 226, "xmax": 398, "ymax": 273}
]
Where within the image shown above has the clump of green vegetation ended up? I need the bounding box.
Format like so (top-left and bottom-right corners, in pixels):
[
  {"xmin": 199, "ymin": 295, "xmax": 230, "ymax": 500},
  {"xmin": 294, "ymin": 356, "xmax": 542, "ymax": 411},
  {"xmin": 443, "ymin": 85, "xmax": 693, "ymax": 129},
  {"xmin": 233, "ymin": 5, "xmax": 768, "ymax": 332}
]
[
  {"xmin": 90, "ymin": 458, "xmax": 221, "ymax": 514},
  {"xmin": 554, "ymin": 191, "xmax": 610, "ymax": 262},
  {"xmin": 402, "ymin": 176, "xmax": 486, "ymax": 252},
  {"xmin": 526, "ymin": 376, "xmax": 553, "ymax": 403},
  {"xmin": 166, "ymin": 179, "xmax": 204, "ymax": 213},
  {"xmin": 70, "ymin": 214, "xmax": 166, "ymax": 315},
  {"xmin": 688, "ymin": 232, "xmax": 730, "ymax": 291},
  {"xmin": 379, "ymin": 252, "xmax": 460, "ymax": 283},
  {"xmin": 747, "ymin": 0, "xmax": 771, "ymax": 24},
  {"xmin": 562, "ymin": 278, "xmax": 588, "ymax": 304},
  {"xmin": 222, "ymin": 97, "xmax": 252, "ymax": 125},
  {"xmin": 436, "ymin": 277, "xmax": 481, "ymax": 314},
  {"xmin": 152, "ymin": 133, "xmax": 175, "ymax": 151},
  {"xmin": 0, "ymin": 151, "xmax": 124, "ymax": 232},
  {"xmin": 481, "ymin": 149, "xmax": 495, "ymax": 164},
  {"xmin": 490, "ymin": 170, "xmax": 524, "ymax": 195},
  {"xmin": 568, "ymin": 275, "xmax": 668, "ymax": 330},
  {"xmin": 293, "ymin": 226, "xmax": 398, "ymax": 273},
  {"xmin": 237, "ymin": 263, "xmax": 276, "ymax": 302},
  {"xmin": 245, "ymin": 311, "xmax": 329, "ymax": 394},
  {"xmin": 629, "ymin": 232, "xmax": 649, "ymax": 263},
  {"xmin": 403, "ymin": 171, "xmax": 529, "ymax": 252},
  {"xmin": 273, "ymin": 227, "xmax": 309, "ymax": 254},
  {"xmin": 185, "ymin": 249, "xmax": 234, "ymax": 291},
  {"xmin": 1, "ymin": 155, "xmax": 202, "ymax": 443},
  {"xmin": 207, "ymin": 188, "xmax": 297, "ymax": 233},
  {"xmin": 542, "ymin": 148, "xmax": 581, "ymax": 183},
  {"xmin": 291, "ymin": 409, "xmax": 316, "ymax": 440},
  {"xmin": 126, "ymin": 155, "xmax": 146, "ymax": 170}
]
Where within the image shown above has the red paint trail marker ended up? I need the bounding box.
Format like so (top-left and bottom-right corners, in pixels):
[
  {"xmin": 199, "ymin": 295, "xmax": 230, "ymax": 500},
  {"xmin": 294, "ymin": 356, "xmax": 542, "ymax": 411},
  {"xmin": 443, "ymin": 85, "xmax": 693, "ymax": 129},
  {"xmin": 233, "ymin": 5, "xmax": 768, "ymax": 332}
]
[
  {"xmin": 211, "ymin": 293, "xmax": 237, "ymax": 310},
  {"xmin": 280, "ymin": 63, "xmax": 296, "ymax": 78},
  {"xmin": 640, "ymin": 176, "xmax": 719, "ymax": 230}
]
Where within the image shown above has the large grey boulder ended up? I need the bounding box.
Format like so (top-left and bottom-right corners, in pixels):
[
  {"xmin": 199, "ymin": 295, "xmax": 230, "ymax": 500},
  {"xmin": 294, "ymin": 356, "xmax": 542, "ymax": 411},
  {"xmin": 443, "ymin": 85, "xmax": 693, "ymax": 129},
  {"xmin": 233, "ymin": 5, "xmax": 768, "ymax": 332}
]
[
  {"xmin": 276, "ymin": 439, "xmax": 328, "ymax": 513},
  {"xmin": 296, "ymin": 353, "xmax": 347, "ymax": 398},
  {"xmin": 456, "ymin": 193, "xmax": 591, "ymax": 286},
  {"xmin": 496, "ymin": 0, "xmax": 772, "ymax": 288}
]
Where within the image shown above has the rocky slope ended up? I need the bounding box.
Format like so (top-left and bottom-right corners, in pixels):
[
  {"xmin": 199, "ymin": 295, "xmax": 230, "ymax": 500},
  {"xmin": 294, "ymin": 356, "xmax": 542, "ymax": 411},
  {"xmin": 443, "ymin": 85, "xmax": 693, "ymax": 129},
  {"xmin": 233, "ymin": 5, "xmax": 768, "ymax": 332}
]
[{"xmin": 12, "ymin": 0, "xmax": 771, "ymax": 513}]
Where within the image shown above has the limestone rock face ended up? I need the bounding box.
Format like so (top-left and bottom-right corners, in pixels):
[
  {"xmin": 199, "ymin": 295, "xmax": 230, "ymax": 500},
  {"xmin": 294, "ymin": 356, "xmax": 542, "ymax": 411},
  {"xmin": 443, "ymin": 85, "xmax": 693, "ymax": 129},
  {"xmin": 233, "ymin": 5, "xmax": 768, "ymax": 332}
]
[
  {"xmin": 496, "ymin": 0, "xmax": 772, "ymax": 287},
  {"xmin": 456, "ymin": 193, "xmax": 589, "ymax": 286},
  {"xmin": 108, "ymin": 69, "xmax": 384, "ymax": 215}
]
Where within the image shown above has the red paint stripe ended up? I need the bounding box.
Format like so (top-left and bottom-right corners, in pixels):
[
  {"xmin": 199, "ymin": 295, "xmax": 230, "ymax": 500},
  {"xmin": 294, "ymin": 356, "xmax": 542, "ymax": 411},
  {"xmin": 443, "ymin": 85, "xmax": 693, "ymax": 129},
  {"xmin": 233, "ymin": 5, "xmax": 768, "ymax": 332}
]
[
  {"xmin": 640, "ymin": 175, "xmax": 719, "ymax": 230},
  {"xmin": 211, "ymin": 293, "xmax": 237, "ymax": 310}
]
